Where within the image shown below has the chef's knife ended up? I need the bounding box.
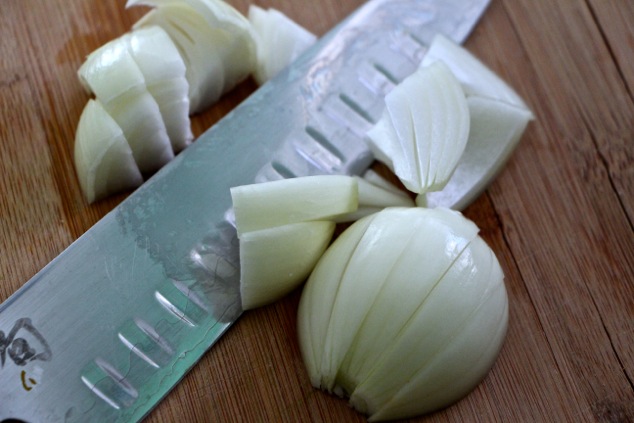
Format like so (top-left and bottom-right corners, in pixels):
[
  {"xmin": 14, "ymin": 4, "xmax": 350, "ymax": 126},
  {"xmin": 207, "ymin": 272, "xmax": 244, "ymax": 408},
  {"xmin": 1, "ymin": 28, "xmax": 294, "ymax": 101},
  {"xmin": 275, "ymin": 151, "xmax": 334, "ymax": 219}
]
[{"xmin": 0, "ymin": 0, "xmax": 491, "ymax": 421}]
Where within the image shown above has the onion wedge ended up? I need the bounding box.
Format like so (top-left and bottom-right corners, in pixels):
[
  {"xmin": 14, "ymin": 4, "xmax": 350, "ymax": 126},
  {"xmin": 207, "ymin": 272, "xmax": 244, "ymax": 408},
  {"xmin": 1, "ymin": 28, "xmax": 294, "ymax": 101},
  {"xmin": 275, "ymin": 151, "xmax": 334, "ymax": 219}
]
[
  {"xmin": 248, "ymin": 5, "xmax": 317, "ymax": 85},
  {"xmin": 366, "ymin": 61, "xmax": 470, "ymax": 195},
  {"xmin": 129, "ymin": 0, "xmax": 256, "ymax": 113},
  {"xmin": 334, "ymin": 171, "xmax": 414, "ymax": 222},
  {"xmin": 125, "ymin": 26, "xmax": 193, "ymax": 152},
  {"xmin": 239, "ymin": 221, "xmax": 335, "ymax": 310},
  {"xmin": 424, "ymin": 96, "xmax": 534, "ymax": 209},
  {"xmin": 74, "ymin": 100, "xmax": 143, "ymax": 203},
  {"xmin": 421, "ymin": 33, "xmax": 531, "ymax": 110},
  {"xmin": 78, "ymin": 38, "xmax": 174, "ymax": 174},
  {"xmin": 230, "ymin": 175, "xmax": 358, "ymax": 235},
  {"xmin": 231, "ymin": 175, "xmax": 360, "ymax": 309}
]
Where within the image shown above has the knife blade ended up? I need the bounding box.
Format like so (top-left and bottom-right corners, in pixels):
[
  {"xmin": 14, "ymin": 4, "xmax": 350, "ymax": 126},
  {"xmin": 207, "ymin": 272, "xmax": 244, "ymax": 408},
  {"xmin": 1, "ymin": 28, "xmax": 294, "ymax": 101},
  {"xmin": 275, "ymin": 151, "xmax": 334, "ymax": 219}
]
[{"xmin": 0, "ymin": 0, "xmax": 490, "ymax": 421}]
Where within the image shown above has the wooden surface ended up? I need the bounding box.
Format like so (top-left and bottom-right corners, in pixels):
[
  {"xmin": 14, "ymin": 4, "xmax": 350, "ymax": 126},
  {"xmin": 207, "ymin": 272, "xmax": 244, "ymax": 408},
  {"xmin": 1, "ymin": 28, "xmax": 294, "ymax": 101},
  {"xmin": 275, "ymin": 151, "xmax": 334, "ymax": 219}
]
[{"xmin": 1, "ymin": 0, "xmax": 633, "ymax": 421}]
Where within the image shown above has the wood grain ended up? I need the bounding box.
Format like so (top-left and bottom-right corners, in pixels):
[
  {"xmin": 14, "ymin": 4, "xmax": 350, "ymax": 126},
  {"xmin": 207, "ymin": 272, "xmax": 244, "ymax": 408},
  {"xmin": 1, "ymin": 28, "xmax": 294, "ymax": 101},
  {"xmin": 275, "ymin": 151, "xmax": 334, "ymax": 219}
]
[{"xmin": 1, "ymin": 0, "xmax": 632, "ymax": 422}]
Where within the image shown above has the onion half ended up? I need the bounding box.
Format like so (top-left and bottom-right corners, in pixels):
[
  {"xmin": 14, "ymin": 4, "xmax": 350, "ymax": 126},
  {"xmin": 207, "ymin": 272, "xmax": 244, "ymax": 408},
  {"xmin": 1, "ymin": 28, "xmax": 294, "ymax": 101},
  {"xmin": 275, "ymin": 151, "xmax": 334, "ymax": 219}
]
[{"xmin": 297, "ymin": 207, "xmax": 508, "ymax": 421}]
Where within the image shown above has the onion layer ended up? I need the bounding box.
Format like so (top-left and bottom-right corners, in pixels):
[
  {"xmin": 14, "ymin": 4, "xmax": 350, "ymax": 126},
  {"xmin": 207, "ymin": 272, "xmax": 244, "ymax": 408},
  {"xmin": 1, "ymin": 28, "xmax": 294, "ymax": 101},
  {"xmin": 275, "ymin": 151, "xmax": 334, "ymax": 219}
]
[
  {"xmin": 230, "ymin": 175, "xmax": 358, "ymax": 236},
  {"xmin": 248, "ymin": 5, "xmax": 317, "ymax": 85},
  {"xmin": 129, "ymin": 0, "xmax": 256, "ymax": 113},
  {"xmin": 231, "ymin": 175, "xmax": 359, "ymax": 310},
  {"xmin": 126, "ymin": 26, "xmax": 193, "ymax": 152},
  {"xmin": 77, "ymin": 35, "xmax": 174, "ymax": 174},
  {"xmin": 74, "ymin": 100, "xmax": 143, "ymax": 203},
  {"xmin": 421, "ymin": 33, "xmax": 531, "ymax": 111}
]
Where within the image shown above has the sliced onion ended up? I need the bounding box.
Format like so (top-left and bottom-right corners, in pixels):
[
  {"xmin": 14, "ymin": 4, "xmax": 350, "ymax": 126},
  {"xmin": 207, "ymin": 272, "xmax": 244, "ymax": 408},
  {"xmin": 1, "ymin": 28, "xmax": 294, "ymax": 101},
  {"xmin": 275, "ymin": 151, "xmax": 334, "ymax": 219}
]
[
  {"xmin": 230, "ymin": 175, "xmax": 358, "ymax": 235},
  {"xmin": 421, "ymin": 33, "xmax": 531, "ymax": 110},
  {"xmin": 424, "ymin": 95, "xmax": 534, "ymax": 210},
  {"xmin": 297, "ymin": 207, "xmax": 508, "ymax": 421},
  {"xmin": 248, "ymin": 5, "xmax": 317, "ymax": 85},
  {"xmin": 366, "ymin": 61, "xmax": 470, "ymax": 194},
  {"xmin": 74, "ymin": 100, "xmax": 143, "ymax": 203},
  {"xmin": 334, "ymin": 172, "xmax": 414, "ymax": 222},
  {"xmin": 239, "ymin": 221, "xmax": 335, "ymax": 310},
  {"xmin": 126, "ymin": 26, "xmax": 193, "ymax": 151},
  {"xmin": 78, "ymin": 37, "xmax": 174, "ymax": 174},
  {"xmin": 129, "ymin": 0, "xmax": 256, "ymax": 113}
]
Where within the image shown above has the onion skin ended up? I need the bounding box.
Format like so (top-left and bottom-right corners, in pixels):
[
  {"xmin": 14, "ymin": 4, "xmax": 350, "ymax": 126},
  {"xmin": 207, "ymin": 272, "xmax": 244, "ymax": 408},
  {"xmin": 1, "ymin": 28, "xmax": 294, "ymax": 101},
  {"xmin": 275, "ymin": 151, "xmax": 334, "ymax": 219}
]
[{"xmin": 297, "ymin": 207, "xmax": 508, "ymax": 421}]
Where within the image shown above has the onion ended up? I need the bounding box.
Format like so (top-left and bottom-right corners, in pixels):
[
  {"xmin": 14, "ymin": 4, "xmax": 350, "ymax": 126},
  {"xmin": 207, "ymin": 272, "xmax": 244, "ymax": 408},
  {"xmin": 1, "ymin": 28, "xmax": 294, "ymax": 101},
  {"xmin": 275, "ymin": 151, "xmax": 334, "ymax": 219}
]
[
  {"xmin": 230, "ymin": 175, "xmax": 358, "ymax": 236},
  {"xmin": 423, "ymin": 95, "xmax": 534, "ymax": 209},
  {"xmin": 129, "ymin": 0, "xmax": 256, "ymax": 113},
  {"xmin": 74, "ymin": 100, "xmax": 143, "ymax": 203},
  {"xmin": 232, "ymin": 175, "xmax": 359, "ymax": 310},
  {"xmin": 77, "ymin": 37, "xmax": 174, "ymax": 174},
  {"xmin": 239, "ymin": 221, "xmax": 335, "ymax": 310},
  {"xmin": 334, "ymin": 171, "xmax": 414, "ymax": 222},
  {"xmin": 297, "ymin": 207, "xmax": 508, "ymax": 421},
  {"xmin": 126, "ymin": 26, "xmax": 193, "ymax": 152},
  {"xmin": 365, "ymin": 61, "xmax": 470, "ymax": 195},
  {"xmin": 421, "ymin": 33, "xmax": 530, "ymax": 110},
  {"xmin": 248, "ymin": 5, "xmax": 317, "ymax": 85}
]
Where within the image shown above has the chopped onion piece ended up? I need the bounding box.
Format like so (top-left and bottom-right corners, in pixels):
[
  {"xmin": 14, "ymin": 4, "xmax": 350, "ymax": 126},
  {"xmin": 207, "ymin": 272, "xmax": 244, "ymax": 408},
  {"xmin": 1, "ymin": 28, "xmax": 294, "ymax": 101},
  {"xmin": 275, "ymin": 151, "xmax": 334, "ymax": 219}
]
[
  {"xmin": 230, "ymin": 175, "xmax": 358, "ymax": 235},
  {"xmin": 74, "ymin": 100, "xmax": 143, "ymax": 203},
  {"xmin": 298, "ymin": 215, "xmax": 375, "ymax": 387},
  {"xmin": 297, "ymin": 207, "xmax": 508, "ymax": 421},
  {"xmin": 425, "ymin": 96, "xmax": 534, "ymax": 210},
  {"xmin": 126, "ymin": 26, "xmax": 193, "ymax": 151},
  {"xmin": 421, "ymin": 33, "xmax": 531, "ymax": 110},
  {"xmin": 334, "ymin": 173, "xmax": 414, "ymax": 222},
  {"xmin": 78, "ymin": 38, "xmax": 174, "ymax": 174},
  {"xmin": 239, "ymin": 221, "xmax": 335, "ymax": 310},
  {"xmin": 248, "ymin": 5, "xmax": 317, "ymax": 85},
  {"xmin": 129, "ymin": 0, "xmax": 256, "ymax": 113},
  {"xmin": 366, "ymin": 62, "xmax": 470, "ymax": 195}
]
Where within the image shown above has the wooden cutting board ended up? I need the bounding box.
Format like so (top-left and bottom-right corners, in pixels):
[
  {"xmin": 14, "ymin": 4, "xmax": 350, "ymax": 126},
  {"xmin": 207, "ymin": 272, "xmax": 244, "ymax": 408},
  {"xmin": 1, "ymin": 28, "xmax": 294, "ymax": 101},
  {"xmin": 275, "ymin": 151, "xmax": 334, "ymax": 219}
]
[{"xmin": 1, "ymin": 0, "xmax": 633, "ymax": 421}]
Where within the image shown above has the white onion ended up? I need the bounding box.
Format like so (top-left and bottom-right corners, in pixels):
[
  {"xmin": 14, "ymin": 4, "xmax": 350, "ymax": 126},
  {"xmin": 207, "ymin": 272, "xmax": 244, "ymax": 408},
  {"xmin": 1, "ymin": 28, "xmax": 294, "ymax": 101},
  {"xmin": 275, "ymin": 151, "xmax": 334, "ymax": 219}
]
[
  {"xmin": 366, "ymin": 61, "xmax": 470, "ymax": 195},
  {"xmin": 74, "ymin": 100, "xmax": 143, "ymax": 203},
  {"xmin": 129, "ymin": 0, "xmax": 256, "ymax": 113},
  {"xmin": 334, "ymin": 171, "xmax": 414, "ymax": 222},
  {"xmin": 248, "ymin": 5, "xmax": 317, "ymax": 85},
  {"xmin": 297, "ymin": 207, "xmax": 508, "ymax": 421},
  {"xmin": 78, "ymin": 38, "xmax": 174, "ymax": 174},
  {"xmin": 126, "ymin": 26, "xmax": 193, "ymax": 152},
  {"xmin": 239, "ymin": 221, "xmax": 335, "ymax": 310},
  {"xmin": 230, "ymin": 175, "xmax": 358, "ymax": 236},
  {"xmin": 421, "ymin": 33, "xmax": 531, "ymax": 110},
  {"xmin": 232, "ymin": 175, "xmax": 360, "ymax": 309},
  {"xmin": 424, "ymin": 95, "xmax": 534, "ymax": 210}
]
